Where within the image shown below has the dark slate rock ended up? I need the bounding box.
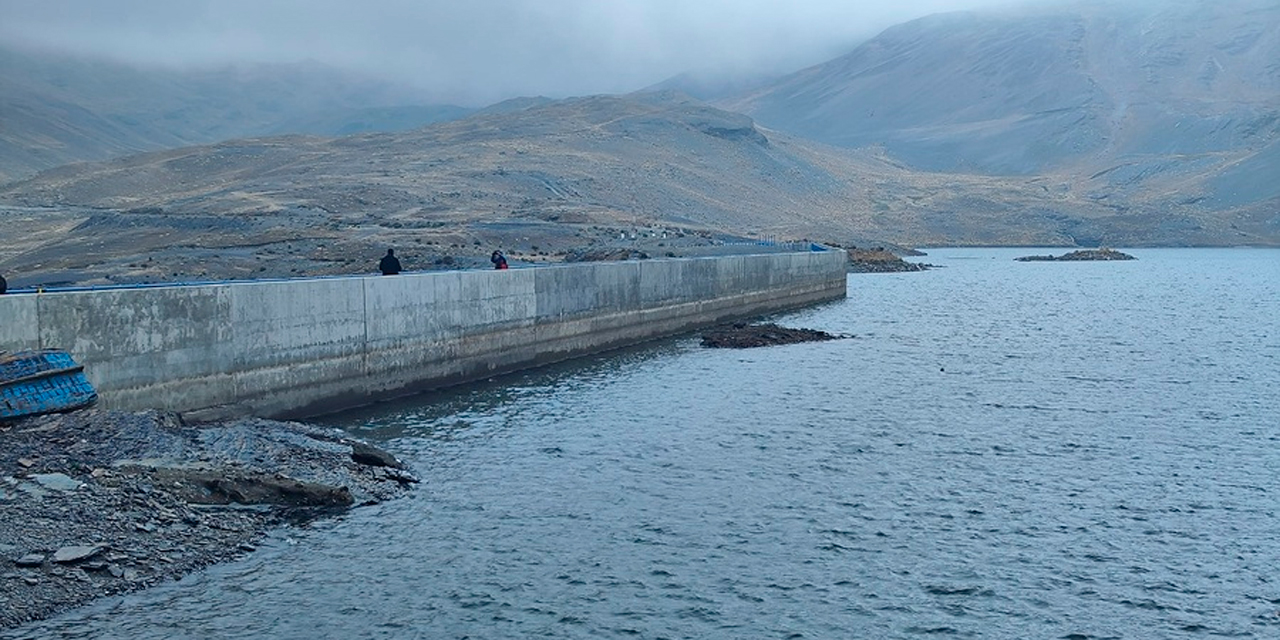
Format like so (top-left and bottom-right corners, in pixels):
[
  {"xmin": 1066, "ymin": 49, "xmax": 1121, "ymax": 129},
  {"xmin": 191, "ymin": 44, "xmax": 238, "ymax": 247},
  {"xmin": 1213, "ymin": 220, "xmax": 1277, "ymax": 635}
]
[
  {"xmin": 52, "ymin": 545, "xmax": 105, "ymax": 564},
  {"xmin": 15, "ymin": 554, "xmax": 44, "ymax": 567},
  {"xmin": 350, "ymin": 442, "xmax": 404, "ymax": 469}
]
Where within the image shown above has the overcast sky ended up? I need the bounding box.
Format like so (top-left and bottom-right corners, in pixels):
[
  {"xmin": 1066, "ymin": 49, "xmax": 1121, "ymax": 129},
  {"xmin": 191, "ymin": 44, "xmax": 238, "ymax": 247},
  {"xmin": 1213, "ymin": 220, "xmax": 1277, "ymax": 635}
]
[{"xmin": 1, "ymin": 0, "xmax": 1054, "ymax": 105}]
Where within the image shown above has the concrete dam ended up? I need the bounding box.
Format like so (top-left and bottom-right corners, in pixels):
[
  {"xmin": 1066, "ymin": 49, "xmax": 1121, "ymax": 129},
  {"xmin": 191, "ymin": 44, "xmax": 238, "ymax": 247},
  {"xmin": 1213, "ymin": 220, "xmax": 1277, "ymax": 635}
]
[{"xmin": 0, "ymin": 250, "xmax": 847, "ymax": 421}]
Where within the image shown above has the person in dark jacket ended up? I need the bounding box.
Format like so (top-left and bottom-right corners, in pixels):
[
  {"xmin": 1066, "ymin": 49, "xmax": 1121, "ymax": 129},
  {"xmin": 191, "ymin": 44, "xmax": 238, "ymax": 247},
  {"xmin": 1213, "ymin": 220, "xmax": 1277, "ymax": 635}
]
[
  {"xmin": 378, "ymin": 249, "xmax": 402, "ymax": 275},
  {"xmin": 0, "ymin": 273, "xmax": 7, "ymax": 294},
  {"xmin": 490, "ymin": 250, "xmax": 508, "ymax": 270}
]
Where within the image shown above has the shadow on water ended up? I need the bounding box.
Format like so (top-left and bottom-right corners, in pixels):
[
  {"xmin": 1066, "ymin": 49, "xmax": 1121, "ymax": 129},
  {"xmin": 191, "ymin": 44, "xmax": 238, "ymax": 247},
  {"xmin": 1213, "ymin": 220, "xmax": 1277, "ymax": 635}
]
[
  {"xmin": 313, "ymin": 297, "xmax": 851, "ymax": 442},
  {"xmin": 312, "ymin": 334, "xmax": 699, "ymax": 443}
]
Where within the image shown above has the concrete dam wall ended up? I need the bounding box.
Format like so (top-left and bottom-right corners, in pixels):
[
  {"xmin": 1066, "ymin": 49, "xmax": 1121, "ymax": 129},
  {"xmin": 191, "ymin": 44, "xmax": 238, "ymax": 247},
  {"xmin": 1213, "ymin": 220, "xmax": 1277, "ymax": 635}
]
[{"xmin": 0, "ymin": 251, "xmax": 847, "ymax": 420}]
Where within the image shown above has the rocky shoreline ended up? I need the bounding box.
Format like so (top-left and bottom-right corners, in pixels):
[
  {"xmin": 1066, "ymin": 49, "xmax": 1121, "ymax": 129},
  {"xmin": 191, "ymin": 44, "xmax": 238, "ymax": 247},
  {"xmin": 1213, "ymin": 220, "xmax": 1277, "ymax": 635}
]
[{"xmin": 0, "ymin": 408, "xmax": 416, "ymax": 631}]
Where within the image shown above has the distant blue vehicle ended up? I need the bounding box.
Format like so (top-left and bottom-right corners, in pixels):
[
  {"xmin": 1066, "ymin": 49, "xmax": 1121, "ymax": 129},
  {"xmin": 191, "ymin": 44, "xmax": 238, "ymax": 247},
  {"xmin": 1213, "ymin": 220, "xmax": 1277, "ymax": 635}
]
[{"xmin": 0, "ymin": 350, "xmax": 98, "ymax": 421}]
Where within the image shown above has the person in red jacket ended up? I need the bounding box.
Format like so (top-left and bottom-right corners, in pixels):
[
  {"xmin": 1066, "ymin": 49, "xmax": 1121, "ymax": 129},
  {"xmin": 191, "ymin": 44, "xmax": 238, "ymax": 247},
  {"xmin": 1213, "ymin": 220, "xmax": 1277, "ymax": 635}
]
[{"xmin": 490, "ymin": 250, "xmax": 508, "ymax": 270}]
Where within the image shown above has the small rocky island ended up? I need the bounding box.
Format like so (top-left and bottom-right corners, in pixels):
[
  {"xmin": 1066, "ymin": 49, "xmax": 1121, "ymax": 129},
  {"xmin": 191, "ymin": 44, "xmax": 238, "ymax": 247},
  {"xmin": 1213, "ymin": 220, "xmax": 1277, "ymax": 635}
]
[
  {"xmin": 0, "ymin": 408, "xmax": 416, "ymax": 630},
  {"xmin": 843, "ymin": 247, "xmax": 933, "ymax": 273},
  {"xmin": 1015, "ymin": 248, "xmax": 1136, "ymax": 262},
  {"xmin": 701, "ymin": 323, "xmax": 846, "ymax": 348}
]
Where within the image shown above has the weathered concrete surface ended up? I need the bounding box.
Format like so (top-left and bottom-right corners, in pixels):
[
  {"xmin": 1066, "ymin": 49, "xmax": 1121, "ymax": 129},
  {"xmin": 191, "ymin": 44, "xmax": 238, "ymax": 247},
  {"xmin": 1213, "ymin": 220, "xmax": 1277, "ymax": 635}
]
[
  {"xmin": 0, "ymin": 294, "xmax": 38, "ymax": 348},
  {"xmin": 0, "ymin": 251, "xmax": 845, "ymax": 420}
]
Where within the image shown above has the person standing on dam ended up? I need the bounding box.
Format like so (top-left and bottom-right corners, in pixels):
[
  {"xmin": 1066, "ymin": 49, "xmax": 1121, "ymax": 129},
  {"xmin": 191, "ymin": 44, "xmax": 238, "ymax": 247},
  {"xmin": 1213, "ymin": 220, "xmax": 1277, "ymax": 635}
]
[
  {"xmin": 0, "ymin": 273, "xmax": 7, "ymax": 294},
  {"xmin": 490, "ymin": 250, "xmax": 508, "ymax": 270},
  {"xmin": 379, "ymin": 249, "xmax": 402, "ymax": 275}
]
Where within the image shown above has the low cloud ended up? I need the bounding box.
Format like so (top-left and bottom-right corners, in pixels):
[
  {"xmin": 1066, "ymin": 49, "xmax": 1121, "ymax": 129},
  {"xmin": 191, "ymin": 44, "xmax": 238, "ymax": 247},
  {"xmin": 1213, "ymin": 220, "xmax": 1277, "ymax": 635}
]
[{"xmin": 0, "ymin": 0, "xmax": 1053, "ymax": 105}]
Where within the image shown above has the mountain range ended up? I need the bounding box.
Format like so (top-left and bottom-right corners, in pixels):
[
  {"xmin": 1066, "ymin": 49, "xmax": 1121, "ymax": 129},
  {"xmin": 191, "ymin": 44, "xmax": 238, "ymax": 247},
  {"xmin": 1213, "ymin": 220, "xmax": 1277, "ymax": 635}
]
[
  {"xmin": 721, "ymin": 0, "xmax": 1279, "ymax": 231},
  {"xmin": 0, "ymin": 0, "xmax": 1276, "ymax": 289}
]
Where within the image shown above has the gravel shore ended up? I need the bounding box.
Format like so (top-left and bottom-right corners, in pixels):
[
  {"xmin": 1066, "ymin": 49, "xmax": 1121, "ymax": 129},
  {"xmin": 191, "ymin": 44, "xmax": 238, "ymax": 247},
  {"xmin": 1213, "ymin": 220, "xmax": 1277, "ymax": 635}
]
[{"xmin": 0, "ymin": 407, "xmax": 416, "ymax": 631}]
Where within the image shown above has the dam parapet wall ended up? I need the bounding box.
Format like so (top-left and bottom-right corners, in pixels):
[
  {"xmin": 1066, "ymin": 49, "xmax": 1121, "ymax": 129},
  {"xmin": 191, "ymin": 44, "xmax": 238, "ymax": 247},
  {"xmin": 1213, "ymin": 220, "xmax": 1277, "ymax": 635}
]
[{"xmin": 0, "ymin": 251, "xmax": 846, "ymax": 420}]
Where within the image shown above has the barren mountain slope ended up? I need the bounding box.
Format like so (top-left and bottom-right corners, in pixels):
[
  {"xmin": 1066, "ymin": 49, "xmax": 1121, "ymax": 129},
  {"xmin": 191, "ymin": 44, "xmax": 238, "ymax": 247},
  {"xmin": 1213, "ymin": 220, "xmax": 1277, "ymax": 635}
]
[
  {"xmin": 1, "ymin": 92, "xmax": 1266, "ymax": 289},
  {"xmin": 719, "ymin": 0, "xmax": 1279, "ymax": 231},
  {"xmin": 722, "ymin": 0, "xmax": 1278, "ymax": 170}
]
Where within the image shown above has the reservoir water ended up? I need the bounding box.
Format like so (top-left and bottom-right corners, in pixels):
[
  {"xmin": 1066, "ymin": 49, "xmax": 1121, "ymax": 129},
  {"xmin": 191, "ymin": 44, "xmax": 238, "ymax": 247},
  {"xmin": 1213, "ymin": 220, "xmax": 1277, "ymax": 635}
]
[{"xmin": 7, "ymin": 248, "xmax": 1279, "ymax": 639}]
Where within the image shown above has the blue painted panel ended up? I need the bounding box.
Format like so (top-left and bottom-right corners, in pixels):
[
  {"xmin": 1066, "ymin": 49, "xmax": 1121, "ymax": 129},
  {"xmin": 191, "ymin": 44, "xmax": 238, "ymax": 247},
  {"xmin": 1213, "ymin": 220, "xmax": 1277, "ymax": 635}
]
[{"xmin": 0, "ymin": 350, "xmax": 99, "ymax": 420}]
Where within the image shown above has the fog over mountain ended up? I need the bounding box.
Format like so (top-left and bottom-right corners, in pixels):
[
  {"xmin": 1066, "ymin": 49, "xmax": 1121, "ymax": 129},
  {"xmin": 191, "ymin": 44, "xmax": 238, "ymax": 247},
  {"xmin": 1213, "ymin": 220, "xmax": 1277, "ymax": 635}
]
[
  {"xmin": 721, "ymin": 0, "xmax": 1278, "ymax": 173},
  {"xmin": 0, "ymin": 0, "xmax": 1049, "ymax": 105},
  {"xmin": 0, "ymin": 0, "xmax": 1060, "ymax": 182},
  {"xmin": 717, "ymin": 0, "xmax": 1279, "ymax": 237},
  {"xmin": 0, "ymin": 46, "xmax": 470, "ymax": 183}
]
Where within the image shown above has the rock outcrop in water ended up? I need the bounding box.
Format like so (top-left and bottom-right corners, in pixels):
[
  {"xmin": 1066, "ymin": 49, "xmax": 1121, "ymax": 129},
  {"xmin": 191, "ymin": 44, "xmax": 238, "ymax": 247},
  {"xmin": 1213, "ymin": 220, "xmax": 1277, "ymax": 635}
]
[
  {"xmin": 1014, "ymin": 248, "xmax": 1137, "ymax": 262},
  {"xmin": 0, "ymin": 408, "xmax": 416, "ymax": 630},
  {"xmin": 701, "ymin": 323, "xmax": 846, "ymax": 348},
  {"xmin": 844, "ymin": 247, "xmax": 934, "ymax": 273}
]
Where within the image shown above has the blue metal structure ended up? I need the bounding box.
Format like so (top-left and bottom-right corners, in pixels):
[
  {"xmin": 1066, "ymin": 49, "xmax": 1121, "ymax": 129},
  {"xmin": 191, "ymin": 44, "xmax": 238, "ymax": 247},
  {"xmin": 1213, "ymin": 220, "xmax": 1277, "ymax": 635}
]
[{"xmin": 0, "ymin": 350, "xmax": 98, "ymax": 421}]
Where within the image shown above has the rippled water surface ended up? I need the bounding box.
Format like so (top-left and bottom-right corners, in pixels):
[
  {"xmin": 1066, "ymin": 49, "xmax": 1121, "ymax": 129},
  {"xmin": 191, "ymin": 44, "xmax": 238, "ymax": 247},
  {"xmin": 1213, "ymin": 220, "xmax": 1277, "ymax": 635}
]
[{"xmin": 8, "ymin": 248, "xmax": 1280, "ymax": 639}]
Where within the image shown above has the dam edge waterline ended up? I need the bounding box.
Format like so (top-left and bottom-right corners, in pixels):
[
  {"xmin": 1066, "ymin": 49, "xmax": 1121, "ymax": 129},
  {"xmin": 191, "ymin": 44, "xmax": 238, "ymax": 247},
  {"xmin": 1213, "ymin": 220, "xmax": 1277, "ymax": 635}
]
[{"xmin": 0, "ymin": 250, "xmax": 847, "ymax": 420}]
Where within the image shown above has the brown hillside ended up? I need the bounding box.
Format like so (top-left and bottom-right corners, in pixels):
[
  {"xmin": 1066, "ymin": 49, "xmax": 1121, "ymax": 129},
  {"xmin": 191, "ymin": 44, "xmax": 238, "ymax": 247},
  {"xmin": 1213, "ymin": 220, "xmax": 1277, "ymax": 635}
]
[{"xmin": 0, "ymin": 93, "xmax": 1269, "ymax": 289}]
